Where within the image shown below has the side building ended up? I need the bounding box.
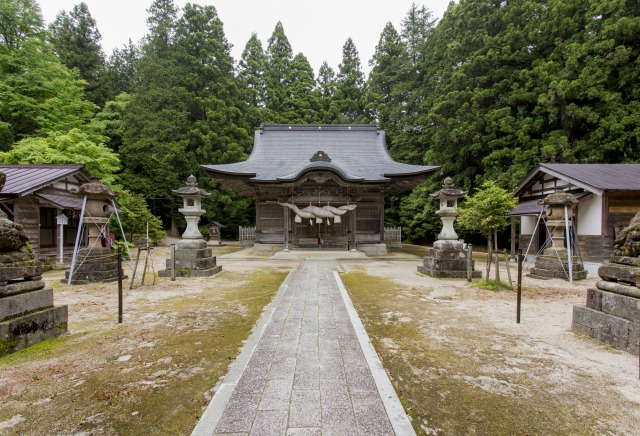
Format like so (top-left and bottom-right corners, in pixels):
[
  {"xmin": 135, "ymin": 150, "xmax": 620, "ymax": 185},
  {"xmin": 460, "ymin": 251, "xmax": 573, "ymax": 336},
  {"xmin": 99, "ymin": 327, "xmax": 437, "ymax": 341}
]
[
  {"xmin": 509, "ymin": 163, "xmax": 640, "ymax": 263},
  {"xmin": 201, "ymin": 124, "xmax": 439, "ymax": 255},
  {"xmin": 0, "ymin": 164, "xmax": 91, "ymax": 261}
]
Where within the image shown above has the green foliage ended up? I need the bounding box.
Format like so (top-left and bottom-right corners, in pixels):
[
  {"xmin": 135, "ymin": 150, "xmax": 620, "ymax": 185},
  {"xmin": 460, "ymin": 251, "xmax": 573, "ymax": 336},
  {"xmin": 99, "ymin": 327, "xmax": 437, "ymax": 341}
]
[
  {"xmin": 90, "ymin": 92, "xmax": 130, "ymax": 152},
  {"xmin": 104, "ymin": 39, "xmax": 140, "ymax": 98},
  {"xmin": 457, "ymin": 180, "xmax": 517, "ymax": 239},
  {"xmin": 0, "ymin": 128, "xmax": 120, "ymax": 184},
  {"xmin": 111, "ymin": 189, "xmax": 166, "ymax": 243},
  {"xmin": 473, "ymin": 279, "xmax": 513, "ymax": 292},
  {"xmin": 237, "ymin": 33, "xmax": 268, "ymax": 129},
  {"xmin": 264, "ymin": 22, "xmax": 293, "ymax": 119}
]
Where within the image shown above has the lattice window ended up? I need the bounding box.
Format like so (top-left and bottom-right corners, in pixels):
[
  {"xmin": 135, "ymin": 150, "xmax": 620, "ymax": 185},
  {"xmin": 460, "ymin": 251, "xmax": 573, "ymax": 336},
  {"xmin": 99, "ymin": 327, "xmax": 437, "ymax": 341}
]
[
  {"xmin": 356, "ymin": 204, "xmax": 380, "ymax": 232},
  {"xmin": 260, "ymin": 204, "xmax": 284, "ymax": 230}
]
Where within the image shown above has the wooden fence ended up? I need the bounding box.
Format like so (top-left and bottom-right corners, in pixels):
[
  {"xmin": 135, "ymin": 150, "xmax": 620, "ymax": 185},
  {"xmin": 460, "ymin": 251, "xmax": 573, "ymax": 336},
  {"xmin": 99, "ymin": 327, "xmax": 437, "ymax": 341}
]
[
  {"xmin": 239, "ymin": 226, "xmax": 256, "ymax": 246},
  {"xmin": 384, "ymin": 227, "xmax": 402, "ymax": 248}
]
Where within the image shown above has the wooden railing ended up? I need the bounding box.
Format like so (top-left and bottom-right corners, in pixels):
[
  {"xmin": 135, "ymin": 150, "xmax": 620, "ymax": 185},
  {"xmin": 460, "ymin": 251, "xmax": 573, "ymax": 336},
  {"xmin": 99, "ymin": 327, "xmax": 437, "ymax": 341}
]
[
  {"xmin": 239, "ymin": 226, "xmax": 256, "ymax": 246},
  {"xmin": 384, "ymin": 227, "xmax": 402, "ymax": 248}
]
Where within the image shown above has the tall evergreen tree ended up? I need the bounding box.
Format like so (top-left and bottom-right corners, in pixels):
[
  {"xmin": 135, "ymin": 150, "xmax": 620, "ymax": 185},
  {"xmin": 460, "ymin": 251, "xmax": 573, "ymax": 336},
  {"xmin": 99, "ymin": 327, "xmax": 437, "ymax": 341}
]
[
  {"xmin": 48, "ymin": 2, "xmax": 107, "ymax": 106},
  {"xmin": 264, "ymin": 21, "xmax": 293, "ymax": 119},
  {"xmin": 367, "ymin": 23, "xmax": 408, "ymax": 139},
  {"xmin": 281, "ymin": 53, "xmax": 320, "ymax": 123},
  {"xmin": 237, "ymin": 33, "xmax": 268, "ymax": 129},
  {"xmin": 105, "ymin": 39, "xmax": 140, "ymax": 97},
  {"xmin": 120, "ymin": 0, "xmax": 193, "ymax": 215},
  {"xmin": 316, "ymin": 61, "xmax": 338, "ymax": 123},
  {"xmin": 334, "ymin": 38, "xmax": 369, "ymax": 123}
]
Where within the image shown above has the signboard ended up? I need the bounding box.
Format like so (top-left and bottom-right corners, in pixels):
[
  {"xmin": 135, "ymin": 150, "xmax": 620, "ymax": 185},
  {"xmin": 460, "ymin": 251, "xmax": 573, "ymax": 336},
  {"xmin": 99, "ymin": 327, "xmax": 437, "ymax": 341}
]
[{"xmin": 56, "ymin": 213, "xmax": 69, "ymax": 226}]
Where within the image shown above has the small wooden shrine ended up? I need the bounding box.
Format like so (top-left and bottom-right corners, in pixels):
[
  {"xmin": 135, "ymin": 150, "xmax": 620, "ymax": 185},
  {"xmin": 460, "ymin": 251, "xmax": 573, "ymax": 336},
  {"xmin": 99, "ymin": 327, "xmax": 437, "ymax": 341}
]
[{"xmin": 201, "ymin": 124, "xmax": 439, "ymax": 254}]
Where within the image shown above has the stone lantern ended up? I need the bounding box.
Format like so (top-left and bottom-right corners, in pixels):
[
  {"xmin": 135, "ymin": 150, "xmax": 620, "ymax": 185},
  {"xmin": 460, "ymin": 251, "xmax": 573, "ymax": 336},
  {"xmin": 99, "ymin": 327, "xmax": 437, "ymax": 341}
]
[
  {"xmin": 173, "ymin": 175, "xmax": 209, "ymax": 242},
  {"xmin": 529, "ymin": 190, "xmax": 587, "ymax": 281},
  {"xmin": 65, "ymin": 181, "xmax": 124, "ymax": 284},
  {"xmin": 431, "ymin": 177, "xmax": 466, "ymax": 242},
  {"xmin": 159, "ymin": 175, "xmax": 221, "ymax": 277},
  {"xmin": 418, "ymin": 177, "xmax": 481, "ymax": 278}
]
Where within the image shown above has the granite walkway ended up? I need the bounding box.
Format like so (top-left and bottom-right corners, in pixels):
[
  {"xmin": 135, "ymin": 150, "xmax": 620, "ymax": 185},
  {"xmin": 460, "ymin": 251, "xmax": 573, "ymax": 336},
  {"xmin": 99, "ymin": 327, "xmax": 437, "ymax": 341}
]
[{"xmin": 192, "ymin": 259, "xmax": 415, "ymax": 436}]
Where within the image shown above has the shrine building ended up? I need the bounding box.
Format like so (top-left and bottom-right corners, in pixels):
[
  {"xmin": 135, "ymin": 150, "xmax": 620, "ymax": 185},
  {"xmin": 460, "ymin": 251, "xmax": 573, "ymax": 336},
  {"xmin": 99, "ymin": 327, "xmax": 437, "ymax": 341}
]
[{"xmin": 201, "ymin": 124, "xmax": 439, "ymax": 255}]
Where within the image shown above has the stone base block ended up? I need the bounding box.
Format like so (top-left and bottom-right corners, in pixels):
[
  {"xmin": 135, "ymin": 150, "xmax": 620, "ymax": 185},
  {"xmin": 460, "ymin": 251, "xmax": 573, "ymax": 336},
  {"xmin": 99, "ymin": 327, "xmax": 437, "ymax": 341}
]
[
  {"xmin": 63, "ymin": 269, "xmax": 126, "ymax": 284},
  {"xmin": 596, "ymin": 280, "xmax": 640, "ymax": 299},
  {"xmin": 0, "ymin": 288, "xmax": 53, "ymax": 321},
  {"xmin": 0, "ymin": 279, "xmax": 45, "ymax": 298},
  {"xmin": 572, "ymin": 305, "xmax": 639, "ymax": 355},
  {"xmin": 175, "ymin": 247, "xmax": 212, "ymax": 260},
  {"xmin": 586, "ymin": 288, "xmax": 640, "ymax": 322},
  {"xmin": 178, "ymin": 239, "xmax": 207, "ymax": 250},
  {"xmin": 158, "ymin": 264, "xmax": 222, "ymax": 278},
  {"xmin": 529, "ymin": 255, "xmax": 587, "ymax": 280},
  {"xmin": 0, "ymin": 305, "xmax": 68, "ymax": 357},
  {"xmin": 419, "ymin": 245, "xmax": 481, "ymax": 279},
  {"xmin": 598, "ymin": 263, "xmax": 640, "ymax": 286},
  {"xmin": 0, "ymin": 261, "xmax": 43, "ymax": 282},
  {"xmin": 417, "ymin": 265, "xmax": 482, "ymax": 279},
  {"xmin": 165, "ymin": 256, "xmax": 217, "ymax": 270},
  {"xmin": 357, "ymin": 244, "xmax": 388, "ymax": 256}
]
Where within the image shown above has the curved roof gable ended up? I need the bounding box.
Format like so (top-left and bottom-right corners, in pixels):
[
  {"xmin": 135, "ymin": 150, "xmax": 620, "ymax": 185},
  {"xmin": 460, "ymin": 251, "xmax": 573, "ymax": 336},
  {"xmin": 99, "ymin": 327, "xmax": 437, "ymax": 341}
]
[{"xmin": 201, "ymin": 124, "xmax": 438, "ymax": 195}]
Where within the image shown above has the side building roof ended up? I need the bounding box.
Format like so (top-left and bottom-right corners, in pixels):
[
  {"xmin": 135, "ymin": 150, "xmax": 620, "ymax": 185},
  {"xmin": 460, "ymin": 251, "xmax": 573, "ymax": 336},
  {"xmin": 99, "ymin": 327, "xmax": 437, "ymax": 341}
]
[
  {"xmin": 515, "ymin": 163, "xmax": 640, "ymax": 197},
  {"xmin": 201, "ymin": 124, "xmax": 439, "ymax": 196},
  {"xmin": 0, "ymin": 164, "xmax": 91, "ymax": 199}
]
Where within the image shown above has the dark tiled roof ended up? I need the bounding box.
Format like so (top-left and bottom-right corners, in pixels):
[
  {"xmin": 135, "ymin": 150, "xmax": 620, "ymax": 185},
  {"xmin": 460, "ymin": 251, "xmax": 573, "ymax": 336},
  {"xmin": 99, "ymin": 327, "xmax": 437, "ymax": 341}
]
[
  {"xmin": 201, "ymin": 124, "xmax": 439, "ymax": 195},
  {"xmin": 35, "ymin": 192, "xmax": 84, "ymax": 210},
  {"xmin": 515, "ymin": 163, "xmax": 640, "ymax": 196},
  {"xmin": 0, "ymin": 164, "xmax": 90, "ymax": 197}
]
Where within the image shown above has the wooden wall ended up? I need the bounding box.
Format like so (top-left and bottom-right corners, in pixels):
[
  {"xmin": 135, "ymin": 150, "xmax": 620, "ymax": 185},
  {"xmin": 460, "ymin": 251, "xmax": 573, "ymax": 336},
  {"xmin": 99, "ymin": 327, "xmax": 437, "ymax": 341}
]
[{"xmin": 14, "ymin": 196, "xmax": 40, "ymax": 251}]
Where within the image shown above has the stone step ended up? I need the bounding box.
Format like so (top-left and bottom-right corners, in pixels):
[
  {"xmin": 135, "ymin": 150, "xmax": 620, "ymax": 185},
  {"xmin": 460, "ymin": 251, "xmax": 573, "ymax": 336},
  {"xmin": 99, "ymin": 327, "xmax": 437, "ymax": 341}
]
[
  {"xmin": 0, "ymin": 305, "xmax": 68, "ymax": 357},
  {"xmin": 586, "ymin": 288, "xmax": 640, "ymax": 323},
  {"xmin": 0, "ymin": 288, "xmax": 53, "ymax": 322},
  {"xmin": 572, "ymin": 305, "xmax": 639, "ymax": 355},
  {"xmin": 158, "ymin": 264, "xmax": 222, "ymax": 278},
  {"xmin": 0, "ymin": 279, "xmax": 45, "ymax": 298},
  {"xmin": 0, "ymin": 261, "xmax": 43, "ymax": 282}
]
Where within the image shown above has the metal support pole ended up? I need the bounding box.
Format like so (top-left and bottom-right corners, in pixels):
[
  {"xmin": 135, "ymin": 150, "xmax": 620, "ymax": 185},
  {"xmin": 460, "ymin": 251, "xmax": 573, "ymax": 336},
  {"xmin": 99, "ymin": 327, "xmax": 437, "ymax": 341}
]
[
  {"xmin": 517, "ymin": 249, "xmax": 523, "ymax": 324},
  {"xmin": 129, "ymin": 247, "xmax": 142, "ymax": 290},
  {"xmin": 117, "ymin": 248, "xmax": 123, "ymax": 324},
  {"xmin": 171, "ymin": 244, "xmax": 176, "ymax": 281},
  {"xmin": 68, "ymin": 195, "xmax": 87, "ymax": 286},
  {"xmin": 564, "ymin": 204, "xmax": 573, "ymax": 284},
  {"xmin": 466, "ymin": 243, "xmax": 473, "ymax": 282}
]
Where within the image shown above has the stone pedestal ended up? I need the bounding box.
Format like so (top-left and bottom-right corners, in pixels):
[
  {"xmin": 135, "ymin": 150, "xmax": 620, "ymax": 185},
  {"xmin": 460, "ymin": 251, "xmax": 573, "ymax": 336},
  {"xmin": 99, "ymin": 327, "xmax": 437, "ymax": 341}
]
[
  {"xmin": 529, "ymin": 250, "xmax": 588, "ymax": 281},
  {"xmin": 1, "ymin": 259, "xmax": 67, "ymax": 356},
  {"xmin": 572, "ymin": 279, "xmax": 640, "ymax": 356},
  {"xmin": 572, "ymin": 211, "xmax": 640, "ymax": 355},
  {"xmin": 418, "ymin": 240, "xmax": 482, "ymax": 279},
  {"xmin": 159, "ymin": 239, "xmax": 221, "ymax": 278},
  {"xmin": 63, "ymin": 247, "xmax": 126, "ymax": 284}
]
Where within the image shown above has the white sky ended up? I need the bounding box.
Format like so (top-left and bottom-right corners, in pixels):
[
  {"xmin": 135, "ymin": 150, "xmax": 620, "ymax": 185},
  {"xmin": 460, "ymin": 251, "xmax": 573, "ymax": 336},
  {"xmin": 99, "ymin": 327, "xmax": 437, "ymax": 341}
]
[{"xmin": 39, "ymin": 0, "xmax": 453, "ymax": 75}]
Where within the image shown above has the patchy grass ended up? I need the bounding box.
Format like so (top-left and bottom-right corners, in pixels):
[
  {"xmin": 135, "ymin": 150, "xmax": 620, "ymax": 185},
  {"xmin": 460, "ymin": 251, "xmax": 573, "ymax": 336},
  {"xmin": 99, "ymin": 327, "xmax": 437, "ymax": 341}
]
[
  {"xmin": 473, "ymin": 279, "xmax": 513, "ymax": 292},
  {"xmin": 0, "ymin": 268, "xmax": 288, "ymax": 435},
  {"xmin": 342, "ymin": 270, "xmax": 621, "ymax": 435}
]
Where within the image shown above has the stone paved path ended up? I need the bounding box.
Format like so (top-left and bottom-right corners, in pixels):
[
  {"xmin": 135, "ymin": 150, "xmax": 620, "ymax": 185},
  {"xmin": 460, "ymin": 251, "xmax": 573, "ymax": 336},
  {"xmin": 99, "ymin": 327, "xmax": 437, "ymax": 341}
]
[{"xmin": 192, "ymin": 259, "xmax": 415, "ymax": 436}]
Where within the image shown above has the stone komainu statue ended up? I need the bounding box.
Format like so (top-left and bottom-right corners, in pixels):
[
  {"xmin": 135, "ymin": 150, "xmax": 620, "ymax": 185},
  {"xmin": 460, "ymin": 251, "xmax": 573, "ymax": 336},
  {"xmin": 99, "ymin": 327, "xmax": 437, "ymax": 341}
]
[{"xmin": 612, "ymin": 211, "xmax": 640, "ymax": 259}]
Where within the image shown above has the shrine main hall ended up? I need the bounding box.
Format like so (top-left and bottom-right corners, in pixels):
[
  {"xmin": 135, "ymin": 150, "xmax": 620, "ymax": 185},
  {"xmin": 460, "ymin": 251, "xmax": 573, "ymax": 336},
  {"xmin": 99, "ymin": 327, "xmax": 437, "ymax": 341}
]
[{"xmin": 201, "ymin": 124, "xmax": 439, "ymax": 255}]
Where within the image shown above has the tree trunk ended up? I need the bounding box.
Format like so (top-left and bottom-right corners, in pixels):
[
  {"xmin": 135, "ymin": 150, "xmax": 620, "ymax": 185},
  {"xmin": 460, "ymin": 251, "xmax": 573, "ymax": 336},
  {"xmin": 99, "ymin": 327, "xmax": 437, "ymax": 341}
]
[
  {"xmin": 170, "ymin": 216, "xmax": 179, "ymax": 238},
  {"xmin": 494, "ymin": 230, "xmax": 501, "ymax": 282},
  {"xmin": 485, "ymin": 235, "xmax": 492, "ymax": 280}
]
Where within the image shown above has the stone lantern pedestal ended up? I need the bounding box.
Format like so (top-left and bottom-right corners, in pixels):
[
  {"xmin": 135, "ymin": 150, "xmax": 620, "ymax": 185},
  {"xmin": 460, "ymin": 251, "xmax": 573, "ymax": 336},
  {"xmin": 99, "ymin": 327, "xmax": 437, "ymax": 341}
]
[
  {"xmin": 529, "ymin": 191, "xmax": 587, "ymax": 281},
  {"xmin": 418, "ymin": 177, "xmax": 481, "ymax": 278},
  {"xmin": 159, "ymin": 176, "xmax": 221, "ymax": 278}
]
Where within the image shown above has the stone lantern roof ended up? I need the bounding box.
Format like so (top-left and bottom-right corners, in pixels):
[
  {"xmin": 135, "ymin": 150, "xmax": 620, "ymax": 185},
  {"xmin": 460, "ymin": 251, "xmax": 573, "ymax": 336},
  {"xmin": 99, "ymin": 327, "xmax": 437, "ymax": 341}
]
[
  {"xmin": 537, "ymin": 189, "xmax": 578, "ymax": 206},
  {"xmin": 73, "ymin": 181, "xmax": 118, "ymax": 199},
  {"xmin": 430, "ymin": 177, "xmax": 467, "ymax": 200},
  {"xmin": 172, "ymin": 175, "xmax": 210, "ymax": 197}
]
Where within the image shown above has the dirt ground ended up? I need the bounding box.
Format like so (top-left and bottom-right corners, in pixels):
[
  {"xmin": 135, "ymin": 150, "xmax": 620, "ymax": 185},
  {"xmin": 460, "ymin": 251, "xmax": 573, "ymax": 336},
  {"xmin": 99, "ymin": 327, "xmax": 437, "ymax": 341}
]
[
  {"xmin": 341, "ymin": 256, "xmax": 640, "ymax": 435},
  {"xmin": 1, "ymin": 242, "xmax": 639, "ymax": 435}
]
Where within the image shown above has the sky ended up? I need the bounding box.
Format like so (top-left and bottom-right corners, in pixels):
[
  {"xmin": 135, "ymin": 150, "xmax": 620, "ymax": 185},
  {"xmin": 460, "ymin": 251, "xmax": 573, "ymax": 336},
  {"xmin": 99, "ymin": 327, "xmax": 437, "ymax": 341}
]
[{"xmin": 39, "ymin": 0, "xmax": 453, "ymax": 75}]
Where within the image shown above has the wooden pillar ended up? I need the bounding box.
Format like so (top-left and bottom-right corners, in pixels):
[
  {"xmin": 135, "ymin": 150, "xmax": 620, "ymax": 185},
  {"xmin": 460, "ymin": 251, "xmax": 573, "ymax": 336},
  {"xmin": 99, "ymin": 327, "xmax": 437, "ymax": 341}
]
[
  {"xmin": 283, "ymin": 206, "xmax": 289, "ymax": 250},
  {"xmin": 510, "ymin": 216, "xmax": 517, "ymax": 261},
  {"xmin": 351, "ymin": 208, "xmax": 357, "ymax": 249},
  {"xmin": 379, "ymin": 196, "xmax": 385, "ymax": 243},
  {"xmin": 255, "ymin": 201, "xmax": 261, "ymax": 243}
]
